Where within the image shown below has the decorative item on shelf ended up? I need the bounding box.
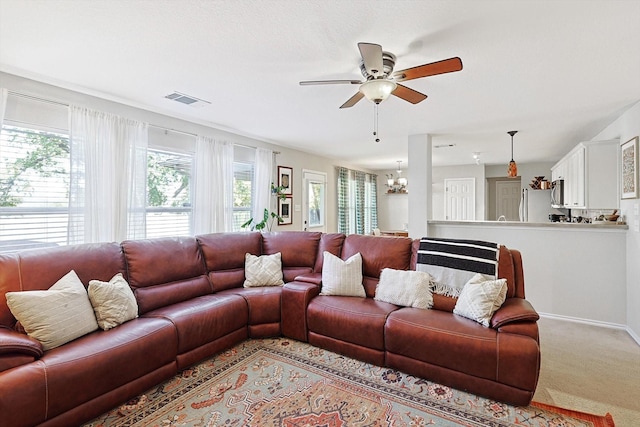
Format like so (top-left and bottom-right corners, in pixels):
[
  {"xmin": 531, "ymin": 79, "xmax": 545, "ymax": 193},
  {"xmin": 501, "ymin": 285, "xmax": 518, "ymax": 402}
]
[
  {"xmin": 529, "ymin": 176, "xmax": 550, "ymax": 190},
  {"xmin": 386, "ymin": 160, "xmax": 408, "ymax": 193},
  {"xmin": 507, "ymin": 130, "xmax": 518, "ymax": 178}
]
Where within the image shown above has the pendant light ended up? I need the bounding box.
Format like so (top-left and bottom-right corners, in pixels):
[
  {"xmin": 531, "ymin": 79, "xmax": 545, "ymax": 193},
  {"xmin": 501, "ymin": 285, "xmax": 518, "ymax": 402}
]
[{"xmin": 507, "ymin": 130, "xmax": 518, "ymax": 178}]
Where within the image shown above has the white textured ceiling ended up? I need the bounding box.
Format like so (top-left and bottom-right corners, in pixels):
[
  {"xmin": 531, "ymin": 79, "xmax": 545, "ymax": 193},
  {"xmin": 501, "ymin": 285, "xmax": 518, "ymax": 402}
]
[{"xmin": 1, "ymin": 0, "xmax": 639, "ymax": 170}]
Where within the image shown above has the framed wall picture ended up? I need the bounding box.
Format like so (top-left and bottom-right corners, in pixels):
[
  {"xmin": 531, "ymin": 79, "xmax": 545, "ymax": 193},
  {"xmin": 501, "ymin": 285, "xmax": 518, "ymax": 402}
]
[
  {"xmin": 621, "ymin": 136, "xmax": 638, "ymax": 199},
  {"xmin": 278, "ymin": 166, "xmax": 293, "ymax": 195},
  {"xmin": 278, "ymin": 197, "xmax": 293, "ymax": 225}
]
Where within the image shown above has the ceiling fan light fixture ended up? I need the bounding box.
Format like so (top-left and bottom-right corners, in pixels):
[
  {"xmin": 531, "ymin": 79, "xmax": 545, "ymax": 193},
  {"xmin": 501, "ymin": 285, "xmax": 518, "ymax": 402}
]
[
  {"xmin": 359, "ymin": 79, "xmax": 397, "ymax": 104},
  {"xmin": 507, "ymin": 130, "xmax": 518, "ymax": 178}
]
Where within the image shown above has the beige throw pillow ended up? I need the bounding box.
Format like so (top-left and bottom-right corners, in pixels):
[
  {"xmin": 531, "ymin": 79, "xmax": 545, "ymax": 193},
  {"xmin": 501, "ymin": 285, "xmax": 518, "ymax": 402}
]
[
  {"xmin": 375, "ymin": 268, "xmax": 434, "ymax": 309},
  {"xmin": 243, "ymin": 252, "xmax": 284, "ymax": 287},
  {"xmin": 453, "ymin": 273, "xmax": 507, "ymax": 327},
  {"xmin": 88, "ymin": 273, "xmax": 138, "ymax": 330},
  {"xmin": 320, "ymin": 251, "xmax": 365, "ymax": 297},
  {"xmin": 6, "ymin": 270, "xmax": 99, "ymax": 350}
]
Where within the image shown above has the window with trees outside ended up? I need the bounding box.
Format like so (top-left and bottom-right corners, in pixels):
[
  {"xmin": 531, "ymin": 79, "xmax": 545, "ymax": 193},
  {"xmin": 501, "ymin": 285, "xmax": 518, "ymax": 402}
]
[
  {"xmin": 233, "ymin": 161, "xmax": 253, "ymax": 231},
  {"xmin": 0, "ymin": 98, "xmax": 255, "ymax": 253},
  {"xmin": 145, "ymin": 149, "xmax": 192, "ymax": 238},
  {"xmin": 0, "ymin": 125, "xmax": 71, "ymax": 252}
]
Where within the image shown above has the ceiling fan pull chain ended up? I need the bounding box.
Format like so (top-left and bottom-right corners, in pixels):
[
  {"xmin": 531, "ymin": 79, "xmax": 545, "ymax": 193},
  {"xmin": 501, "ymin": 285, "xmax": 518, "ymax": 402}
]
[{"xmin": 374, "ymin": 103, "xmax": 380, "ymax": 143}]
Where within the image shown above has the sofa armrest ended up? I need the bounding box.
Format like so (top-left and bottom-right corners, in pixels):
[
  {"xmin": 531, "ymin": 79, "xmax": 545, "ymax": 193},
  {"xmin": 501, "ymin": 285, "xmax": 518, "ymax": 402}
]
[
  {"xmin": 0, "ymin": 327, "xmax": 43, "ymax": 371},
  {"xmin": 293, "ymin": 272, "xmax": 322, "ymax": 286},
  {"xmin": 491, "ymin": 298, "xmax": 540, "ymax": 329},
  {"xmin": 281, "ymin": 281, "xmax": 320, "ymax": 342},
  {"xmin": 0, "ymin": 327, "xmax": 43, "ymax": 357}
]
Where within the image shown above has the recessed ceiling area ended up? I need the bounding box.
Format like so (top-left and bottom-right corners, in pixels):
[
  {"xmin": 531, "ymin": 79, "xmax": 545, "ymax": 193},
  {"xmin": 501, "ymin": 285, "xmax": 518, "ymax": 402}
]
[{"xmin": 1, "ymin": 0, "xmax": 638, "ymax": 170}]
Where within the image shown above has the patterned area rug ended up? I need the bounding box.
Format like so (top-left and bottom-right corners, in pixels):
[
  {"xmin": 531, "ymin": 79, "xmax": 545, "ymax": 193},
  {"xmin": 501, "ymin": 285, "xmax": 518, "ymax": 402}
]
[{"xmin": 84, "ymin": 338, "xmax": 614, "ymax": 427}]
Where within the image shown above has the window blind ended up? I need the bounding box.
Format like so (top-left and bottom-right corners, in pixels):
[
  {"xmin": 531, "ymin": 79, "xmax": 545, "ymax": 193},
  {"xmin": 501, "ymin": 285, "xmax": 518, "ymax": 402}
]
[{"xmin": 0, "ymin": 125, "xmax": 70, "ymax": 252}]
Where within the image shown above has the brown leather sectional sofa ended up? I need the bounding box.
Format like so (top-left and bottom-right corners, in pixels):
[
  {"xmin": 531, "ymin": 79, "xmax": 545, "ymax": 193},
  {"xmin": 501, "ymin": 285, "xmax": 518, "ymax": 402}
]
[{"xmin": 0, "ymin": 231, "xmax": 540, "ymax": 427}]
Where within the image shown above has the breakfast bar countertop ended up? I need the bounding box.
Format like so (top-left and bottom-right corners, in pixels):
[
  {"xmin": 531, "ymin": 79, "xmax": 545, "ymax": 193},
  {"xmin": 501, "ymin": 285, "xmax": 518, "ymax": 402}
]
[{"xmin": 427, "ymin": 220, "xmax": 629, "ymax": 231}]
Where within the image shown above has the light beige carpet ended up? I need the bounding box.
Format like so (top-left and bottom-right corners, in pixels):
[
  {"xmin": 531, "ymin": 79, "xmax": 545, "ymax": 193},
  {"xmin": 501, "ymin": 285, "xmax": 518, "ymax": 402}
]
[{"xmin": 534, "ymin": 317, "xmax": 640, "ymax": 427}]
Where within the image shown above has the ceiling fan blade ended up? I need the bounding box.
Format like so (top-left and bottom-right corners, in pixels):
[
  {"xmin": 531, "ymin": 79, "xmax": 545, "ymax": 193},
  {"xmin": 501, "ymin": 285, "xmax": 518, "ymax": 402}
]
[
  {"xmin": 392, "ymin": 84, "xmax": 428, "ymax": 104},
  {"xmin": 300, "ymin": 79, "xmax": 362, "ymax": 85},
  {"xmin": 358, "ymin": 42, "xmax": 384, "ymax": 77},
  {"xmin": 339, "ymin": 92, "xmax": 364, "ymax": 109},
  {"xmin": 393, "ymin": 57, "xmax": 463, "ymax": 82}
]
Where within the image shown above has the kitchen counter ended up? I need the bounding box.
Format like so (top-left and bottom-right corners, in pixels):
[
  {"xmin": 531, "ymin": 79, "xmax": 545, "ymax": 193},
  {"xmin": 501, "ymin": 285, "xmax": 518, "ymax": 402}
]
[
  {"xmin": 428, "ymin": 220, "xmax": 628, "ymax": 231},
  {"xmin": 426, "ymin": 219, "xmax": 627, "ymax": 326}
]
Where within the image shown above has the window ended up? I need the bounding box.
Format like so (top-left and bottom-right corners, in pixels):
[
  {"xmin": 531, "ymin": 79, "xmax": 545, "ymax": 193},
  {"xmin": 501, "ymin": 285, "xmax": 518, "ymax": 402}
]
[
  {"xmin": 0, "ymin": 125, "xmax": 71, "ymax": 252},
  {"xmin": 303, "ymin": 170, "xmax": 326, "ymax": 232},
  {"xmin": 337, "ymin": 166, "xmax": 378, "ymax": 235},
  {"xmin": 233, "ymin": 161, "xmax": 253, "ymax": 231},
  {"xmin": 146, "ymin": 149, "xmax": 192, "ymax": 238}
]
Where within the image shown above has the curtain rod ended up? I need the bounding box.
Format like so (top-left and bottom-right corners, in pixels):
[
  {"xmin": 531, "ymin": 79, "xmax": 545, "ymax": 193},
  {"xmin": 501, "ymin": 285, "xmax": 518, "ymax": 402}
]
[
  {"xmin": 6, "ymin": 90, "xmax": 281, "ymax": 154},
  {"xmin": 8, "ymin": 90, "xmax": 69, "ymax": 107},
  {"xmin": 148, "ymin": 124, "xmax": 279, "ymax": 154}
]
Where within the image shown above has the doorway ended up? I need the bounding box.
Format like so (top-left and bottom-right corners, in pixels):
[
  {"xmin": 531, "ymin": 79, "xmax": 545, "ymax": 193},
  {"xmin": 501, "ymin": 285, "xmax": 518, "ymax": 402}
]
[
  {"xmin": 302, "ymin": 170, "xmax": 326, "ymax": 232},
  {"xmin": 444, "ymin": 178, "xmax": 475, "ymax": 220},
  {"xmin": 495, "ymin": 180, "xmax": 521, "ymax": 221}
]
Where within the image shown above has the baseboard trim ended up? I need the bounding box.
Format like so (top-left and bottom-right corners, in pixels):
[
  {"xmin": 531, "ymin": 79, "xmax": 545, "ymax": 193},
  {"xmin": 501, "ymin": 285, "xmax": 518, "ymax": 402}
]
[
  {"xmin": 626, "ymin": 326, "xmax": 640, "ymax": 346},
  {"xmin": 539, "ymin": 312, "xmax": 640, "ymax": 346}
]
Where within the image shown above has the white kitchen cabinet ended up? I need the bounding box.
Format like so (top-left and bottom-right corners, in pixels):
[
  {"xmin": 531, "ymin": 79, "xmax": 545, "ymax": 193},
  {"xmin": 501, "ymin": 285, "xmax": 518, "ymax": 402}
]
[
  {"xmin": 585, "ymin": 140, "xmax": 619, "ymax": 209},
  {"xmin": 551, "ymin": 140, "xmax": 618, "ymax": 210}
]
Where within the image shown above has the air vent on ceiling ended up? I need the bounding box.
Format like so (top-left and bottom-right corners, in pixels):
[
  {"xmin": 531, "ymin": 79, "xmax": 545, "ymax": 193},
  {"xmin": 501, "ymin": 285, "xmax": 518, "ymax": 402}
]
[{"xmin": 164, "ymin": 91, "xmax": 211, "ymax": 108}]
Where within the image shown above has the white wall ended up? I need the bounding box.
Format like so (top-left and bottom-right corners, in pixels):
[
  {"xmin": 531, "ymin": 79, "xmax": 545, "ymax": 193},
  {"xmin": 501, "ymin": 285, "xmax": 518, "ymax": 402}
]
[
  {"xmin": 376, "ymin": 170, "xmax": 409, "ymax": 231},
  {"xmin": 590, "ymin": 100, "xmax": 640, "ymax": 342},
  {"xmin": 428, "ymin": 222, "xmax": 628, "ymax": 326},
  {"xmin": 432, "ymin": 164, "xmax": 485, "ymax": 220}
]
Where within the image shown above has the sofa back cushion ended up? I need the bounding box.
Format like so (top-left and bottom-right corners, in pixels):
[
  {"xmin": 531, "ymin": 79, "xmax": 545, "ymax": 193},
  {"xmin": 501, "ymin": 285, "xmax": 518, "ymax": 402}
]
[
  {"xmin": 0, "ymin": 243, "xmax": 125, "ymax": 328},
  {"xmin": 0, "ymin": 253, "xmax": 22, "ymax": 328},
  {"xmin": 197, "ymin": 232, "xmax": 262, "ymax": 292},
  {"xmin": 122, "ymin": 237, "xmax": 209, "ymax": 314},
  {"xmin": 313, "ymin": 233, "xmax": 346, "ymax": 272},
  {"xmin": 262, "ymin": 231, "xmax": 322, "ymax": 282},
  {"xmin": 342, "ymin": 235, "xmax": 413, "ymax": 297}
]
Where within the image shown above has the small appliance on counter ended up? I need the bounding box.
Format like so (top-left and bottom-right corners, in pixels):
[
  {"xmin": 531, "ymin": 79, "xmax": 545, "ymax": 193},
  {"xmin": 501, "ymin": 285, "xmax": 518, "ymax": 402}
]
[
  {"xmin": 551, "ymin": 179, "xmax": 564, "ymax": 208},
  {"xmin": 548, "ymin": 214, "xmax": 566, "ymax": 222}
]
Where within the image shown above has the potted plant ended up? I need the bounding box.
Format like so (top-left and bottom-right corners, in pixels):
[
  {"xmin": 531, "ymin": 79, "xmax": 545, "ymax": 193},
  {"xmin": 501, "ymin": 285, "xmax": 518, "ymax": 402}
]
[{"xmin": 241, "ymin": 183, "xmax": 287, "ymax": 232}]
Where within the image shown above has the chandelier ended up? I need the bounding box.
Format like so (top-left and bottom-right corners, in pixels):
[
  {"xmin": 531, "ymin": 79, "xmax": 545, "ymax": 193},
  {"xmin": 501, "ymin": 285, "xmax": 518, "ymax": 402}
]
[{"xmin": 386, "ymin": 161, "xmax": 408, "ymax": 193}]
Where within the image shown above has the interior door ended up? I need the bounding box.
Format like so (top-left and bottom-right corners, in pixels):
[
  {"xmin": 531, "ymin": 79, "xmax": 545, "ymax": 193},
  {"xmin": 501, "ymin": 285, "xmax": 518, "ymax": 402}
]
[
  {"xmin": 302, "ymin": 170, "xmax": 326, "ymax": 232},
  {"xmin": 444, "ymin": 178, "xmax": 475, "ymax": 220},
  {"xmin": 496, "ymin": 180, "xmax": 521, "ymax": 221}
]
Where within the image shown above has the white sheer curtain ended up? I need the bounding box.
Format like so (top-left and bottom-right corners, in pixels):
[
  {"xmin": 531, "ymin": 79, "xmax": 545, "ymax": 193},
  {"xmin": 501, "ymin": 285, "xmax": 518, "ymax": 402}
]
[
  {"xmin": 252, "ymin": 147, "xmax": 274, "ymax": 222},
  {"xmin": 0, "ymin": 88, "xmax": 7, "ymax": 128},
  {"xmin": 68, "ymin": 106, "xmax": 148, "ymax": 244},
  {"xmin": 192, "ymin": 135, "xmax": 234, "ymax": 234}
]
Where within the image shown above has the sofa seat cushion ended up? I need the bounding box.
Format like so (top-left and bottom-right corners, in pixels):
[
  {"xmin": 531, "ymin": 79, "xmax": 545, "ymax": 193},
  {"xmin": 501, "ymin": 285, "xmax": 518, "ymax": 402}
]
[
  {"xmin": 385, "ymin": 307, "xmax": 499, "ymax": 381},
  {"xmin": 217, "ymin": 287, "xmax": 281, "ymax": 326},
  {"xmin": 143, "ymin": 294, "xmax": 248, "ymax": 355},
  {"xmin": 40, "ymin": 317, "xmax": 177, "ymax": 420},
  {"xmin": 307, "ymin": 296, "xmax": 399, "ymax": 350}
]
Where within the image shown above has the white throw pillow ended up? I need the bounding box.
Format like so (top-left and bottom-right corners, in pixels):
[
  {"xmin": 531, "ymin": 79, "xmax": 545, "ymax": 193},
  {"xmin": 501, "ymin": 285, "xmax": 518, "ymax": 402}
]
[
  {"xmin": 6, "ymin": 270, "xmax": 99, "ymax": 350},
  {"xmin": 375, "ymin": 268, "xmax": 434, "ymax": 309},
  {"xmin": 88, "ymin": 273, "xmax": 139, "ymax": 330},
  {"xmin": 320, "ymin": 251, "xmax": 365, "ymax": 297},
  {"xmin": 453, "ymin": 273, "xmax": 508, "ymax": 327},
  {"xmin": 243, "ymin": 252, "xmax": 285, "ymax": 287}
]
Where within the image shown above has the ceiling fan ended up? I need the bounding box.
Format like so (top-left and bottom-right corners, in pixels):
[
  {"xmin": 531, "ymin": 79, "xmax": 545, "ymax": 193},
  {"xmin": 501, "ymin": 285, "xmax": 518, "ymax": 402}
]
[{"xmin": 300, "ymin": 42, "xmax": 463, "ymax": 109}]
